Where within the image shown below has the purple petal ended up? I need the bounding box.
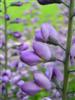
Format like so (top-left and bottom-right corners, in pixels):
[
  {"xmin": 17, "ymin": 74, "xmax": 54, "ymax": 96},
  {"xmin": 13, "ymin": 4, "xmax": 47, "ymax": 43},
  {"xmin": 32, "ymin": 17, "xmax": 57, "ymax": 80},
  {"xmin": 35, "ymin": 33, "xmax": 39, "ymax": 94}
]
[
  {"xmin": 8, "ymin": 60, "xmax": 19, "ymax": 68},
  {"xmin": 12, "ymin": 32, "xmax": 21, "ymax": 38},
  {"xmin": 35, "ymin": 29, "xmax": 43, "ymax": 42},
  {"xmin": 41, "ymin": 23, "xmax": 51, "ymax": 41},
  {"xmin": 33, "ymin": 71, "xmax": 51, "ymax": 90},
  {"xmin": 20, "ymin": 50, "xmax": 42, "ymax": 66},
  {"xmin": 45, "ymin": 63, "xmax": 54, "ymax": 80},
  {"xmin": 49, "ymin": 25, "xmax": 58, "ymax": 40},
  {"xmin": 45, "ymin": 63, "xmax": 63, "ymax": 81},
  {"xmin": 70, "ymin": 44, "xmax": 75, "ymax": 66},
  {"xmin": 19, "ymin": 81, "xmax": 41, "ymax": 95},
  {"xmin": 33, "ymin": 41, "xmax": 52, "ymax": 61},
  {"xmin": 53, "ymin": 67, "xmax": 63, "ymax": 81},
  {"xmin": 18, "ymin": 43, "xmax": 29, "ymax": 51}
]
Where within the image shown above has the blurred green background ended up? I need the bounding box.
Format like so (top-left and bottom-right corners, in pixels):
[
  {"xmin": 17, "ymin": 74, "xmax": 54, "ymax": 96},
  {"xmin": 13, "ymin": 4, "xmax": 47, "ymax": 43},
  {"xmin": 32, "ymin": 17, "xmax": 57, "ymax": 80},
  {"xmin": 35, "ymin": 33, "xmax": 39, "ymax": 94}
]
[{"xmin": 0, "ymin": 0, "xmax": 62, "ymax": 31}]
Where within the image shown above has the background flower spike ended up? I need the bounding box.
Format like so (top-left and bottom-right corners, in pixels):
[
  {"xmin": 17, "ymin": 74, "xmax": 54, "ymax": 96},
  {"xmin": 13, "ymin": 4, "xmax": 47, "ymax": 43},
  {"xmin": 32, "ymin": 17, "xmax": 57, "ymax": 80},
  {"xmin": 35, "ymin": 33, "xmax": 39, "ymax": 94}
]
[{"xmin": 37, "ymin": 0, "xmax": 61, "ymax": 5}]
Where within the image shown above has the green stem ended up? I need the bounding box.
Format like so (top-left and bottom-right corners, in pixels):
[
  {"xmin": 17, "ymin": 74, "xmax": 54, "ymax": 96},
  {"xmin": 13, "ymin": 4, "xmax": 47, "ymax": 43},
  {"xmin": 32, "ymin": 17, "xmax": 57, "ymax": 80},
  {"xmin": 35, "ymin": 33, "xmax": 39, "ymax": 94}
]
[
  {"xmin": 3, "ymin": 0, "xmax": 8, "ymax": 99},
  {"xmin": 4, "ymin": 0, "xmax": 7, "ymax": 69},
  {"xmin": 62, "ymin": 0, "xmax": 74, "ymax": 100}
]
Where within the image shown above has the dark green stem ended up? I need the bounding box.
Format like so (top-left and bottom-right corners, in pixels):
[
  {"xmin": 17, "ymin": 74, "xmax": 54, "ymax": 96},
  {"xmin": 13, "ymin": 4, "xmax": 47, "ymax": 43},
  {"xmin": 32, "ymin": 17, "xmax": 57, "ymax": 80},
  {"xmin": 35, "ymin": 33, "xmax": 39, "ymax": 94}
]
[
  {"xmin": 4, "ymin": 0, "xmax": 7, "ymax": 69},
  {"xmin": 62, "ymin": 0, "xmax": 74, "ymax": 100},
  {"xmin": 3, "ymin": 0, "xmax": 8, "ymax": 99}
]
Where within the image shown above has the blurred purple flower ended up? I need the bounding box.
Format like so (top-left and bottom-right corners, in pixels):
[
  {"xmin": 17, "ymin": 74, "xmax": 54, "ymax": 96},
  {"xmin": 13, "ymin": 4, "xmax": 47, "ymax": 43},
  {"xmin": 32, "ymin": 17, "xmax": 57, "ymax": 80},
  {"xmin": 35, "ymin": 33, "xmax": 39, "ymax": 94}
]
[
  {"xmin": 70, "ymin": 44, "xmax": 75, "ymax": 66},
  {"xmin": 46, "ymin": 63, "xmax": 63, "ymax": 81},
  {"xmin": 12, "ymin": 75, "xmax": 21, "ymax": 84},
  {"xmin": 2, "ymin": 76, "xmax": 9, "ymax": 83},
  {"xmin": 37, "ymin": 0, "xmax": 61, "ymax": 5},
  {"xmin": 8, "ymin": 60, "xmax": 19, "ymax": 69},
  {"xmin": 0, "ymin": 54, "xmax": 4, "ymax": 61},
  {"xmin": 20, "ymin": 50, "xmax": 42, "ymax": 66},
  {"xmin": 35, "ymin": 23, "xmax": 59, "ymax": 45},
  {"xmin": 0, "ymin": 40, "xmax": 4, "ymax": 48},
  {"xmin": 17, "ymin": 43, "xmax": 29, "ymax": 51},
  {"xmin": 33, "ymin": 71, "xmax": 51, "ymax": 90},
  {"xmin": 10, "ymin": 18, "xmax": 22, "ymax": 24},
  {"xmin": 35, "ymin": 29, "xmax": 44, "ymax": 42},
  {"xmin": 5, "ymin": 14, "xmax": 10, "ymax": 20},
  {"xmin": 17, "ymin": 80, "xmax": 41, "ymax": 95},
  {"xmin": 2, "ymin": 70, "xmax": 11, "ymax": 83},
  {"xmin": 33, "ymin": 41, "xmax": 52, "ymax": 61},
  {"xmin": 72, "ymin": 36, "xmax": 75, "ymax": 44},
  {"xmin": 12, "ymin": 31, "xmax": 21, "ymax": 38},
  {"xmin": 10, "ymin": 1, "xmax": 23, "ymax": 6}
]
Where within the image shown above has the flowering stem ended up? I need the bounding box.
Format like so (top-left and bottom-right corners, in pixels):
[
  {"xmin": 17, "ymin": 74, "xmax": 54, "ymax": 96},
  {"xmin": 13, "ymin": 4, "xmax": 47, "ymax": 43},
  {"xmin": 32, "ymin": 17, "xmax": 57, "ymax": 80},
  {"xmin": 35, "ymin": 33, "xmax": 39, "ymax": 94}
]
[
  {"xmin": 3, "ymin": 0, "xmax": 8, "ymax": 99},
  {"xmin": 62, "ymin": 0, "xmax": 74, "ymax": 100}
]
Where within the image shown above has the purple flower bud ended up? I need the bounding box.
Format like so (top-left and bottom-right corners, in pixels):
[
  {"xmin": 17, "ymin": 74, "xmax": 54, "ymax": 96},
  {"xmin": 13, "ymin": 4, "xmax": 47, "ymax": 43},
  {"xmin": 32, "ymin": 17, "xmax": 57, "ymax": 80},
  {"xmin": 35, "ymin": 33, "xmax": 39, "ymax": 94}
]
[
  {"xmin": 8, "ymin": 60, "xmax": 19, "ymax": 68},
  {"xmin": 33, "ymin": 41, "xmax": 52, "ymax": 61},
  {"xmin": 12, "ymin": 32, "xmax": 21, "ymax": 38},
  {"xmin": 0, "ymin": 40, "xmax": 4, "ymax": 48},
  {"xmin": 72, "ymin": 36, "xmax": 75, "ymax": 44},
  {"xmin": 12, "ymin": 75, "xmax": 21, "ymax": 84},
  {"xmin": 10, "ymin": 1, "xmax": 23, "ymax": 6},
  {"xmin": 70, "ymin": 44, "xmax": 75, "ymax": 66},
  {"xmin": 35, "ymin": 29, "xmax": 44, "ymax": 42},
  {"xmin": 53, "ymin": 67, "xmax": 63, "ymax": 81},
  {"xmin": 37, "ymin": 0, "xmax": 61, "ymax": 5},
  {"xmin": 2, "ymin": 76, "xmax": 9, "ymax": 83},
  {"xmin": 35, "ymin": 23, "xmax": 59, "ymax": 45},
  {"xmin": 2, "ymin": 70, "xmax": 11, "ymax": 83},
  {"xmin": 41, "ymin": 23, "xmax": 59, "ymax": 45},
  {"xmin": 18, "ymin": 43, "xmax": 29, "ymax": 51},
  {"xmin": 42, "ymin": 97, "xmax": 52, "ymax": 100},
  {"xmin": 17, "ymin": 81, "xmax": 41, "ymax": 95},
  {"xmin": 2, "ymin": 69, "xmax": 11, "ymax": 78},
  {"xmin": 0, "ymin": 54, "xmax": 4, "ymax": 61},
  {"xmin": 20, "ymin": 50, "xmax": 42, "ymax": 66},
  {"xmin": 46, "ymin": 63, "xmax": 63, "ymax": 81},
  {"xmin": 33, "ymin": 71, "xmax": 51, "ymax": 90},
  {"xmin": 10, "ymin": 18, "xmax": 22, "ymax": 24},
  {"xmin": 5, "ymin": 14, "xmax": 10, "ymax": 20}
]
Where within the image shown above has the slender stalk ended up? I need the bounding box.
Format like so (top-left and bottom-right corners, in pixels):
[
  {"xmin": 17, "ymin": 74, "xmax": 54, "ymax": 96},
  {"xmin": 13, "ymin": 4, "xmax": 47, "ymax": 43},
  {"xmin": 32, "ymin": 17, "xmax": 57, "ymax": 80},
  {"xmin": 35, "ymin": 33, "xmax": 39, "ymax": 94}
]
[
  {"xmin": 62, "ymin": 0, "xmax": 74, "ymax": 100},
  {"xmin": 3, "ymin": 0, "xmax": 8, "ymax": 99},
  {"xmin": 4, "ymin": 0, "xmax": 7, "ymax": 69}
]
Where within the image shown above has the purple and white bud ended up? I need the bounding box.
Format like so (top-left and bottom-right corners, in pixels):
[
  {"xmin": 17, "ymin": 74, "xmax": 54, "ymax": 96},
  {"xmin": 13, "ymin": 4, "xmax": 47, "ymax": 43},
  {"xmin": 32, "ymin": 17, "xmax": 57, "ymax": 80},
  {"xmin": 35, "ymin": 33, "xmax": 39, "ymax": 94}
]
[
  {"xmin": 17, "ymin": 81, "xmax": 41, "ymax": 95},
  {"xmin": 33, "ymin": 41, "xmax": 53, "ymax": 61},
  {"xmin": 17, "ymin": 43, "xmax": 29, "ymax": 51},
  {"xmin": 12, "ymin": 31, "xmax": 22, "ymax": 38},
  {"xmin": 20, "ymin": 50, "xmax": 42, "ymax": 66},
  {"xmin": 2, "ymin": 69, "xmax": 11, "ymax": 83},
  {"xmin": 35, "ymin": 23, "xmax": 59, "ymax": 46},
  {"xmin": 46, "ymin": 62, "xmax": 63, "ymax": 81},
  {"xmin": 33, "ymin": 71, "xmax": 51, "ymax": 90}
]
